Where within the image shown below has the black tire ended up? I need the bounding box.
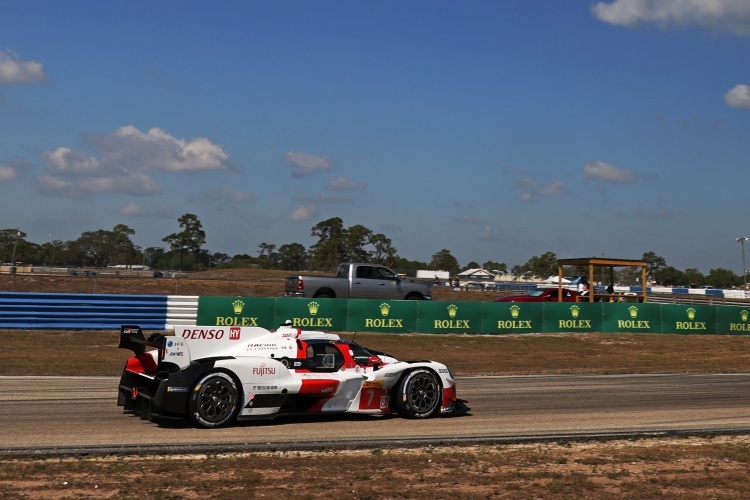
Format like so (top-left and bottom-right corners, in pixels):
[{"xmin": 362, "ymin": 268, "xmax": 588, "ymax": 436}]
[
  {"xmin": 405, "ymin": 293, "xmax": 423, "ymax": 300},
  {"xmin": 314, "ymin": 291, "xmax": 333, "ymax": 298},
  {"xmin": 188, "ymin": 372, "xmax": 240, "ymax": 428},
  {"xmin": 392, "ymin": 368, "xmax": 442, "ymax": 419}
]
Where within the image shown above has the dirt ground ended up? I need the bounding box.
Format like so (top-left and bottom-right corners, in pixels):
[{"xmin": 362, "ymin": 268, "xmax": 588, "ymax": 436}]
[{"xmin": 2, "ymin": 269, "xmax": 750, "ymax": 498}]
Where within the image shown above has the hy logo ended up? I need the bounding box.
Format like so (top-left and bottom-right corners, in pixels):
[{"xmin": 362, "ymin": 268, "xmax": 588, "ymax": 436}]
[
  {"xmin": 232, "ymin": 300, "xmax": 245, "ymax": 314},
  {"xmin": 570, "ymin": 305, "xmax": 580, "ymax": 318},
  {"xmin": 510, "ymin": 304, "xmax": 520, "ymax": 319},
  {"xmin": 447, "ymin": 304, "xmax": 458, "ymax": 318},
  {"xmin": 308, "ymin": 301, "xmax": 320, "ymax": 316},
  {"xmin": 686, "ymin": 308, "xmax": 696, "ymax": 320},
  {"xmin": 741, "ymin": 310, "xmax": 748, "ymax": 322},
  {"xmin": 380, "ymin": 303, "xmax": 391, "ymax": 317},
  {"xmin": 628, "ymin": 306, "xmax": 638, "ymax": 319}
]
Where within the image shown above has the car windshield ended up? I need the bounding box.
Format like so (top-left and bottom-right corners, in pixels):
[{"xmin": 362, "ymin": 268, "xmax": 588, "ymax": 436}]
[{"xmin": 525, "ymin": 290, "xmax": 546, "ymax": 297}]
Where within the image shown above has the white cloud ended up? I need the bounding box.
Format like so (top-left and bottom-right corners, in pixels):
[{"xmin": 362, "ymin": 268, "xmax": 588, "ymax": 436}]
[
  {"xmin": 457, "ymin": 215, "xmax": 486, "ymax": 225},
  {"xmin": 120, "ymin": 202, "xmax": 142, "ymax": 216},
  {"xmin": 0, "ymin": 164, "xmax": 18, "ymax": 181},
  {"xmin": 725, "ymin": 84, "xmax": 750, "ymax": 109},
  {"xmin": 42, "ymin": 147, "xmax": 101, "ymax": 174},
  {"xmin": 0, "ymin": 49, "xmax": 46, "ymax": 85},
  {"xmin": 284, "ymin": 152, "xmax": 333, "ymax": 177},
  {"xmin": 297, "ymin": 193, "xmax": 353, "ymax": 204},
  {"xmin": 288, "ymin": 204, "xmax": 319, "ymax": 221},
  {"xmin": 87, "ymin": 126, "xmax": 231, "ymax": 172},
  {"xmin": 584, "ymin": 161, "xmax": 638, "ymax": 183},
  {"xmin": 592, "ymin": 0, "xmax": 750, "ymax": 36},
  {"xmin": 328, "ymin": 176, "xmax": 366, "ymax": 191},
  {"xmin": 37, "ymin": 125, "xmax": 233, "ymax": 197},
  {"xmin": 516, "ymin": 178, "xmax": 566, "ymax": 202},
  {"xmin": 479, "ymin": 225, "xmax": 504, "ymax": 242},
  {"xmin": 78, "ymin": 172, "xmax": 161, "ymax": 195},
  {"xmin": 202, "ymin": 186, "xmax": 256, "ymax": 204}
]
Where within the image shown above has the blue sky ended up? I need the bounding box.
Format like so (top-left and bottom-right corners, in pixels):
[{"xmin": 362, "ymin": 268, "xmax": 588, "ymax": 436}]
[{"xmin": 1, "ymin": 0, "xmax": 749, "ymax": 273}]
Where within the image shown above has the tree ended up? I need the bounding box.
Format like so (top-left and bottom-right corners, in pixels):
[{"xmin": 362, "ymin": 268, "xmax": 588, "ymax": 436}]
[
  {"xmin": 684, "ymin": 268, "xmax": 706, "ymax": 288},
  {"xmin": 658, "ymin": 266, "xmax": 687, "ymax": 287},
  {"xmin": 706, "ymin": 268, "xmax": 740, "ymax": 288},
  {"xmin": 483, "ymin": 261, "xmax": 507, "ymax": 277},
  {"xmin": 642, "ymin": 251, "xmax": 667, "ymax": 284},
  {"xmin": 0, "ymin": 229, "xmax": 25, "ymax": 264},
  {"xmin": 162, "ymin": 214, "xmax": 206, "ymax": 271},
  {"xmin": 370, "ymin": 233, "xmax": 398, "ymax": 267},
  {"xmin": 391, "ymin": 257, "xmax": 427, "ymax": 277},
  {"xmin": 463, "ymin": 261, "xmax": 480, "ymax": 271},
  {"xmin": 69, "ymin": 225, "xmax": 137, "ymax": 268},
  {"xmin": 308, "ymin": 217, "xmax": 346, "ymax": 271},
  {"xmin": 277, "ymin": 243, "xmax": 308, "ymax": 270},
  {"xmin": 524, "ymin": 251, "xmax": 558, "ymax": 280},
  {"xmin": 257, "ymin": 242, "xmax": 279, "ymax": 269},
  {"xmin": 342, "ymin": 224, "xmax": 373, "ymax": 263},
  {"xmin": 429, "ymin": 249, "xmax": 460, "ymax": 275}
]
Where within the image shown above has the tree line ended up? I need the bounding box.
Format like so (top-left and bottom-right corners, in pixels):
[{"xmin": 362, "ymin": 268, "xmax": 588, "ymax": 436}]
[{"xmin": 0, "ymin": 215, "xmax": 744, "ymax": 288}]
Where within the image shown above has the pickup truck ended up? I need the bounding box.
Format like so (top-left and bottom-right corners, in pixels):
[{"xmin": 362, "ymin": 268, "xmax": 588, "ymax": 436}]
[{"xmin": 284, "ymin": 263, "xmax": 433, "ymax": 300}]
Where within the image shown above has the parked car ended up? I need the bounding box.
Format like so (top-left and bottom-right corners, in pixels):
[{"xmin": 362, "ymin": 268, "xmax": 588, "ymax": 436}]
[
  {"xmin": 495, "ymin": 287, "xmax": 580, "ymax": 302},
  {"xmin": 284, "ymin": 263, "xmax": 432, "ymax": 300},
  {"xmin": 117, "ymin": 324, "xmax": 469, "ymax": 428}
]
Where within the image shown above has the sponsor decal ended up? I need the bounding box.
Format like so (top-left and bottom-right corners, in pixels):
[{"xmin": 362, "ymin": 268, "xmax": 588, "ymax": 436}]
[
  {"xmin": 308, "ymin": 301, "xmax": 320, "ymax": 316},
  {"xmin": 251, "ymin": 385, "xmax": 278, "ymax": 390},
  {"xmin": 166, "ymin": 386, "xmax": 188, "ymax": 392},
  {"xmin": 384, "ymin": 372, "xmax": 399, "ymax": 378},
  {"xmin": 380, "ymin": 303, "xmax": 390, "ymax": 316},
  {"xmin": 246, "ymin": 343, "xmax": 278, "ymax": 351},
  {"xmin": 292, "ymin": 317, "xmax": 333, "ymax": 328},
  {"xmin": 212, "ymin": 299, "xmax": 258, "ymax": 326},
  {"xmin": 252, "ymin": 364, "xmax": 276, "ymax": 377},
  {"xmin": 558, "ymin": 305, "xmax": 591, "ymax": 329},
  {"xmin": 729, "ymin": 309, "xmax": 750, "ymax": 332},
  {"xmin": 167, "ymin": 340, "xmax": 185, "ymax": 348},
  {"xmin": 674, "ymin": 308, "xmax": 707, "ymax": 331},
  {"xmin": 439, "ymin": 368, "xmax": 449, "ymax": 373},
  {"xmin": 229, "ymin": 327, "xmax": 241, "ymax": 340},
  {"xmin": 182, "ymin": 329, "xmax": 225, "ymax": 339},
  {"xmin": 616, "ymin": 306, "xmax": 651, "ymax": 329},
  {"xmin": 363, "ymin": 380, "xmax": 384, "ymax": 389},
  {"xmin": 433, "ymin": 304, "xmax": 471, "ymax": 329},
  {"xmin": 365, "ymin": 318, "xmax": 403, "ymax": 328},
  {"xmin": 168, "ymin": 351, "xmax": 184, "ymax": 357}
]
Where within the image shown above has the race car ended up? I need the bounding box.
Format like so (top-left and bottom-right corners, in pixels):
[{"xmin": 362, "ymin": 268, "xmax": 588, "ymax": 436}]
[{"xmin": 117, "ymin": 323, "xmax": 470, "ymax": 428}]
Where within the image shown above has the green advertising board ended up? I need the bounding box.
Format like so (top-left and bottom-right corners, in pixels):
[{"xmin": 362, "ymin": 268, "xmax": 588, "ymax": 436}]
[
  {"xmin": 660, "ymin": 304, "xmax": 717, "ymax": 334},
  {"xmin": 481, "ymin": 302, "xmax": 545, "ymax": 334},
  {"xmin": 543, "ymin": 303, "xmax": 603, "ymax": 333},
  {"xmin": 196, "ymin": 296, "xmax": 278, "ymax": 328},
  {"xmin": 192, "ymin": 296, "xmax": 748, "ymax": 336},
  {"xmin": 601, "ymin": 303, "xmax": 662, "ymax": 334},
  {"xmin": 347, "ymin": 299, "xmax": 417, "ymax": 333},
  {"xmin": 716, "ymin": 306, "xmax": 750, "ymax": 334},
  {"xmin": 273, "ymin": 297, "xmax": 349, "ymax": 331},
  {"xmin": 417, "ymin": 300, "xmax": 483, "ymax": 334}
]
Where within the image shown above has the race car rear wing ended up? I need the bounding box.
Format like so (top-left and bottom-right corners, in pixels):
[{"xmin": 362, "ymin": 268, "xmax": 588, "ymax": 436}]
[{"xmin": 119, "ymin": 324, "xmax": 166, "ymax": 355}]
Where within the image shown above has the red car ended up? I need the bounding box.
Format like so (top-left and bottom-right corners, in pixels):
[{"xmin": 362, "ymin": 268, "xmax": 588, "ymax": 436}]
[{"xmin": 495, "ymin": 287, "xmax": 580, "ymax": 302}]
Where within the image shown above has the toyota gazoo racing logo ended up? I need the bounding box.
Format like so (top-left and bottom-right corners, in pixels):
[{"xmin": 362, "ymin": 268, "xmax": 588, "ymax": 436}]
[{"xmin": 252, "ymin": 364, "xmax": 276, "ymax": 377}]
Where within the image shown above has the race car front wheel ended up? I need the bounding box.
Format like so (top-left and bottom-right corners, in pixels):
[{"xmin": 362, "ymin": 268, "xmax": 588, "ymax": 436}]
[
  {"xmin": 188, "ymin": 372, "xmax": 239, "ymax": 428},
  {"xmin": 393, "ymin": 368, "xmax": 442, "ymax": 419}
]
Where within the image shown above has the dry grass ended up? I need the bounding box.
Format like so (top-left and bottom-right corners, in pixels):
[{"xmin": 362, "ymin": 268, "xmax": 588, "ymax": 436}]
[{"xmin": 1, "ymin": 436, "xmax": 750, "ymax": 499}]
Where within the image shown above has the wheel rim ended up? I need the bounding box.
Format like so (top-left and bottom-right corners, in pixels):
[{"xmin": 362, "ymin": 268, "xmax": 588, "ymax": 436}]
[
  {"xmin": 406, "ymin": 372, "xmax": 439, "ymax": 413},
  {"xmin": 196, "ymin": 377, "xmax": 236, "ymax": 423}
]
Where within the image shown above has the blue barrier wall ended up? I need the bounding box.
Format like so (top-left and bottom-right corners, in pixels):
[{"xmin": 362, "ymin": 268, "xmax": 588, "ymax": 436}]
[{"xmin": 0, "ymin": 292, "xmax": 184, "ymax": 329}]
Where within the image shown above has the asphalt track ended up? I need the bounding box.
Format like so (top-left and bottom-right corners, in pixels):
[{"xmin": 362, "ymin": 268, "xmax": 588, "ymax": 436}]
[{"xmin": 1, "ymin": 374, "xmax": 749, "ymax": 456}]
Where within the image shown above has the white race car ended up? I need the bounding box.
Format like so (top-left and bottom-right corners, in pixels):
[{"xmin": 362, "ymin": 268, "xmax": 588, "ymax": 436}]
[{"xmin": 117, "ymin": 323, "xmax": 470, "ymax": 428}]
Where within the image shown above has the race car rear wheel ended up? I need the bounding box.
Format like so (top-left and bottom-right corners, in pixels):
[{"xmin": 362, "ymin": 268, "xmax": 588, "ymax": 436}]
[
  {"xmin": 188, "ymin": 372, "xmax": 240, "ymax": 428},
  {"xmin": 393, "ymin": 368, "xmax": 442, "ymax": 419}
]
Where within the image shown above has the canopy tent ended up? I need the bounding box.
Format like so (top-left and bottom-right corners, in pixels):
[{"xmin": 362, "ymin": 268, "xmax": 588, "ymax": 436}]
[
  {"xmin": 556, "ymin": 257, "xmax": 648, "ymax": 303},
  {"xmin": 545, "ymin": 275, "xmax": 572, "ymax": 284}
]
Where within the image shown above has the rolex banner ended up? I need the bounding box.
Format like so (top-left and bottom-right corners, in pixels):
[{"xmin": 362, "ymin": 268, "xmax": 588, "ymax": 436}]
[
  {"xmin": 347, "ymin": 299, "xmax": 417, "ymax": 333},
  {"xmin": 195, "ymin": 297, "xmax": 736, "ymax": 335},
  {"xmin": 196, "ymin": 296, "xmax": 278, "ymax": 329}
]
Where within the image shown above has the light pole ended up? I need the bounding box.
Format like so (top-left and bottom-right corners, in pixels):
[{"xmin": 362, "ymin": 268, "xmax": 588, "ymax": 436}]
[{"xmin": 738, "ymin": 237, "xmax": 748, "ymax": 288}]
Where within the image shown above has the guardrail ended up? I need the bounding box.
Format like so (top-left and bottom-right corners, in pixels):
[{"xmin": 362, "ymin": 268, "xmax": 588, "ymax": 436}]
[{"xmin": 0, "ymin": 292, "xmax": 197, "ymax": 329}]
